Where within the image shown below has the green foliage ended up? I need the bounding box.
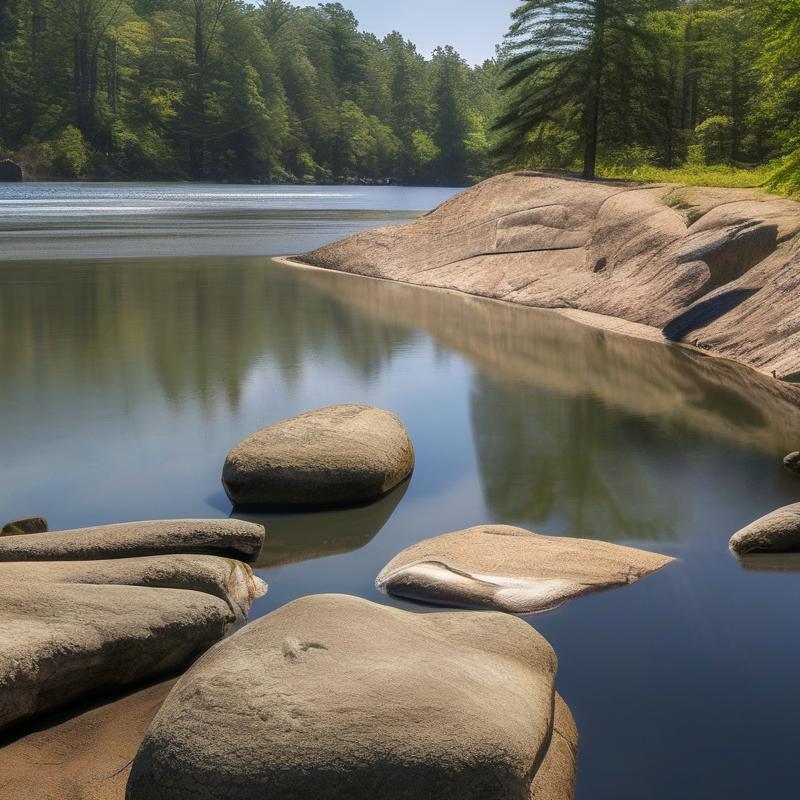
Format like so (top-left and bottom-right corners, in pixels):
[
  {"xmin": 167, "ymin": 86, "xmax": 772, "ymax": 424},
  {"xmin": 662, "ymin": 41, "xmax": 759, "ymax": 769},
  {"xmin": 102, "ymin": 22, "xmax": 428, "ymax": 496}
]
[
  {"xmin": 0, "ymin": 0, "xmax": 495, "ymax": 183},
  {"xmin": 694, "ymin": 115, "xmax": 734, "ymax": 165},
  {"xmin": 491, "ymin": 0, "xmax": 800, "ymax": 198},
  {"xmin": 51, "ymin": 125, "xmax": 89, "ymax": 177}
]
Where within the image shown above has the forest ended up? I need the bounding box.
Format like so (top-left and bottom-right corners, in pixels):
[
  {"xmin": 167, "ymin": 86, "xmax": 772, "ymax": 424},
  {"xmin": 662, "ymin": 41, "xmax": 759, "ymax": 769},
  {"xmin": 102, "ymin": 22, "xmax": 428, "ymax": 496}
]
[{"xmin": 0, "ymin": 0, "xmax": 797, "ymax": 193}]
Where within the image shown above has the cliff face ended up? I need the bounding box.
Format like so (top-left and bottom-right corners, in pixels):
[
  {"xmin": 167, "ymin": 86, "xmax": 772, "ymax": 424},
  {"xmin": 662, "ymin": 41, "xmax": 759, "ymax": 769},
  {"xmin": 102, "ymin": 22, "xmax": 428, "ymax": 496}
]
[{"xmin": 301, "ymin": 173, "xmax": 800, "ymax": 381}]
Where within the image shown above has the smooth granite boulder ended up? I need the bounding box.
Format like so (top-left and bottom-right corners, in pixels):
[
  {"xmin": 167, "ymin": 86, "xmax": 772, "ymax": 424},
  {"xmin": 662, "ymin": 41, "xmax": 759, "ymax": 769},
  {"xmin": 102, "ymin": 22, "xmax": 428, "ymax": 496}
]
[
  {"xmin": 0, "ymin": 518, "xmax": 264, "ymax": 562},
  {"xmin": 376, "ymin": 524, "xmax": 674, "ymax": 613},
  {"xmin": 0, "ymin": 554, "xmax": 266, "ymax": 732},
  {"xmin": 730, "ymin": 503, "xmax": 800, "ymax": 554},
  {"xmin": 783, "ymin": 451, "xmax": 800, "ymax": 475},
  {"xmin": 222, "ymin": 404, "xmax": 414, "ymax": 508},
  {"xmin": 1, "ymin": 517, "xmax": 48, "ymax": 535},
  {"xmin": 126, "ymin": 594, "xmax": 577, "ymax": 800}
]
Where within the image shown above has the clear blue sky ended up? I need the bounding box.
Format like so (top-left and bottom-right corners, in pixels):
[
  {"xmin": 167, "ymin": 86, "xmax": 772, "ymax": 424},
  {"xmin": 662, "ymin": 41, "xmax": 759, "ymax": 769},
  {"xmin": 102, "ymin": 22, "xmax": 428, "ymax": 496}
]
[{"xmin": 329, "ymin": 1, "xmax": 519, "ymax": 66}]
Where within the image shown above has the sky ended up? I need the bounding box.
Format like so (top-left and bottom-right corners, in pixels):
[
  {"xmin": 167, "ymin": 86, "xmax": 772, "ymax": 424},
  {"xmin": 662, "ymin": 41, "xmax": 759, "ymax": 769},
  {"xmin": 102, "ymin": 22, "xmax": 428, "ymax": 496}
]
[{"xmin": 322, "ymin": 1, "xmax": 519, "ymax": 66}]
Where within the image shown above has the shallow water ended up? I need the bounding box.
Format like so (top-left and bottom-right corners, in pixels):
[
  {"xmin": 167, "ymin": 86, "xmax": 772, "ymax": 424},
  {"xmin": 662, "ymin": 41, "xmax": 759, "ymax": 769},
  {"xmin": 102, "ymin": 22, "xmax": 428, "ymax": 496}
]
[{"xmin": 2, "ymin": 184, "xmax": 800, "ymax": 799}]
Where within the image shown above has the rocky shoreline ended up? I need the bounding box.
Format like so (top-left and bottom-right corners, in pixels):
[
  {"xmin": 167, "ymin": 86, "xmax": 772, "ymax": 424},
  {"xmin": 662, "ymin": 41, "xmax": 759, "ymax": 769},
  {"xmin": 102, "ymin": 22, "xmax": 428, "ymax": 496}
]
[{"xmin": 289, "ymin": 172, "xmax": 800, "ymax": 385}]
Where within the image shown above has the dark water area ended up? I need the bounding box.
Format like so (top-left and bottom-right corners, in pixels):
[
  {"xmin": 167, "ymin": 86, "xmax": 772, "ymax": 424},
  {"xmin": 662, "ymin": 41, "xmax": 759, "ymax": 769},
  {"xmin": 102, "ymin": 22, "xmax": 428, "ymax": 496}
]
[{"xmin": 1, "ymin": 185, "xmax": 800, "ymax": 799}]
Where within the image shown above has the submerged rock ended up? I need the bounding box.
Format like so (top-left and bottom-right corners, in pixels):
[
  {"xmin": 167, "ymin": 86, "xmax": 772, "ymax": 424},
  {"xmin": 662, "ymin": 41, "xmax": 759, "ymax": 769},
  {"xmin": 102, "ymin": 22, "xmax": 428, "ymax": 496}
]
[
  {"xmin": 126, "ymin": 594, "xmax": 577, "ymax": 800},
  {"xmin": 300, "ymin": 173, "xmax": 800, "ymax": 381},
  {"xmin": 783, "ymin": 451, "xmax": 800, "ymax": 475},
  {"xmin": 1, "ymin": 517, "xmax": 48, "ymax": 535},
  {"xmin": 0, "ymin": 518, "xmax": 265, "ymax": 562},
  {"xmin": 376, "ymin": 524, "xmax": 674, "ymax": 613},
  {"xmin": 729, "ymin": 503, "xmax": 800, "ymax": 554},
  {"xmin": 222, "ymin": 404, "xmax": 414, "ymax": 508}
]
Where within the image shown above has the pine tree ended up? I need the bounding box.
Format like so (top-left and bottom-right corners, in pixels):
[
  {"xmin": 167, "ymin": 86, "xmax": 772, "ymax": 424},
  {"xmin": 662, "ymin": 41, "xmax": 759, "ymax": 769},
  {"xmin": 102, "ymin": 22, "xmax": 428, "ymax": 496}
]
[{"xmin": 493, "ymin": 0, "xmax": 653, "ymax": 179}]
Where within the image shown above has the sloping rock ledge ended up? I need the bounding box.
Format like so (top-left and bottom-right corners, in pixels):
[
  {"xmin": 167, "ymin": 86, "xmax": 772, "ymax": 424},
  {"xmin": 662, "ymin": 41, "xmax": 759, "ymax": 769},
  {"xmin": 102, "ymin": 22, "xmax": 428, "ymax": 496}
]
[{"xmin": 293, "ymin": 173, "xmax": 800, "ymax": 383}]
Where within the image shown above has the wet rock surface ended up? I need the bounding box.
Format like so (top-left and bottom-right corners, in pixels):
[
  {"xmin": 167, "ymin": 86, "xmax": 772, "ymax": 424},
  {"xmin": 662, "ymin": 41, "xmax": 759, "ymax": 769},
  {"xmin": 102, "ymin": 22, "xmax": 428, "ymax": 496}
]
[
  {"xmin": 126, "ymin": 593, "xmax": 577, "ymax": 800},
  {"xmin": 376, "ymin": 524, "xmax": 674, "ymax": 613},
  {"xmin": 730, "ymin": 503, "xmax": 800, "ymax": 554},
  {"xmin": 222, "ymin": 404, "xmax": 414, "ymax": 508}
]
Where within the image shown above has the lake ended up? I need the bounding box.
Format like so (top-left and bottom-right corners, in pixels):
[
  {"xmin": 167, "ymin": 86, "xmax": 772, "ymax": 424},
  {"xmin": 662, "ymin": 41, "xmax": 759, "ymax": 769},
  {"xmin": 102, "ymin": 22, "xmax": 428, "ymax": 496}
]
[{"xmin": 2, "ymin": 183, "xmax": 800, "ymax": 799}]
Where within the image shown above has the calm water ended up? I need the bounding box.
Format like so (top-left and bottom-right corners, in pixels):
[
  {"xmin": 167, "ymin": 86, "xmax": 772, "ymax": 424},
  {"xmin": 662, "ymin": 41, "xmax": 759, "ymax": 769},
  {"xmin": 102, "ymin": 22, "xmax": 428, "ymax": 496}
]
[{"xmin": 2, "ymin": 184, "xmax": 800, "ymax": 799}]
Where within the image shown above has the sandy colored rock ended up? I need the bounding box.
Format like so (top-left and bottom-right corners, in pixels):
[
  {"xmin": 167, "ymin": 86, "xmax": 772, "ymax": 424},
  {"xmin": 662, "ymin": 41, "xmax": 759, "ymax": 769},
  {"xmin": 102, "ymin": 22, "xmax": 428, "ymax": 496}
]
[
  {"xmin": 783, "ymin": 451, "xmax": 800, "ymax": 475},
  {"xmin": 729, "ymin": 503, "xmax": 800, "ymax": 554},
  {"xmin": 300, "ymin": 172, "xmax": 800, "ymax": 381},
  {"xmin": 530, "ymin": 696, "xmax": 579, "ymax": 800},
  {"xmin": 0, "ymin": 679, "xmax": 174, "ymax": 800},
  {"xmin": 1, "ymin": 517, "xmax": 48, "ymax": 535},
  {"xmin": 126, "ymin": 594, "xmax": 576, "ymax": 800},
  {"xmin": 0, "ymin": 555, "xmax": 266, "ymax": 733},
  {"xmin": 376, "ymin": 524, "xmax": 674, "ymax": 613},
  {"xmin": 0, "ymin": 554, "xmax": 266, "ymax": 622},
  {"xmin": 0, "ymin": 518, "xmax": 264, "ymax": 562},
  {"xmin": 222, "ymin": 404, "xmax": 414, "ymax": 508}
]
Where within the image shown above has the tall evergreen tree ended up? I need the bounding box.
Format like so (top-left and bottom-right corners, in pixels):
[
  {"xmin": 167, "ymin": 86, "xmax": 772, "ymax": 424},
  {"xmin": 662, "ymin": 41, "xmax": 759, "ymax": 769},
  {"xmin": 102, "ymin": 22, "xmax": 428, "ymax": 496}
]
[{"xmin": 493, "ymin": 0, "xmax": 653, "ymax": 179}]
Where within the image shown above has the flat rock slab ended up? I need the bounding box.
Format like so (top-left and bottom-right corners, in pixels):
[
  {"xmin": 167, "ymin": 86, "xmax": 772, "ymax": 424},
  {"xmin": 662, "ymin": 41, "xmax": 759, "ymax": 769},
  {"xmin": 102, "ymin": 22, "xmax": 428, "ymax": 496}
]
[
  {"xmin": 376, "ymin": 524, "xmax": 674, "ymax": 613},
  {"xmin": 0, "ymin": 555, "xmax": 266, "ymax": 733},
  {"xmin": 0, "ymin": 679, "xmax": 175, "ymax": 800},
  {"xmin": 730, "ymin": 503, "xmax": 800, "ymax": 554},
  {"xmin": 300, "ymin": 173, "xmax": 800, "ymax": 381},
  {"xmin": 222, "ymin": 404, "xmax": 414, "ymax": 508},
  {"xmin": 126, "ymin": 594, "xmax": 576, "ymax": 800},
  {"xmin": 0, "ymin": 519, "xmax": 264, "ymax": 562}
]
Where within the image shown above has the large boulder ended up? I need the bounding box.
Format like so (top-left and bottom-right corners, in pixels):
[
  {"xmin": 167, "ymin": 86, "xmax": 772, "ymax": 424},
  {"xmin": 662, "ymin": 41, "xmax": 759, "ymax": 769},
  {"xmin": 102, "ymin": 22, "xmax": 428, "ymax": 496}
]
[
  {"xmin": 222, "ymin": 404, "xmax": 414, "ymax": 508},
  {"xmin": 126, "ymin": 594, "xmax": 577, "ymax": 800},
  {"xmin": 376, "ymin": 524, "xmax": 674, "ymax": 613},
  {"xmin": 0, "ymin": 518, "xmax": 265, "ymax": 562},
  {"xmin": 0, "ymin": 159, "xmax": 23, "ymax": 182},
  {"xmin": 299, "ymin": 173, "xmax": 800, "ymax": 381},
  {"xmin": 729, "ymin": 503, "xmax": 800, "ymax": 554}
]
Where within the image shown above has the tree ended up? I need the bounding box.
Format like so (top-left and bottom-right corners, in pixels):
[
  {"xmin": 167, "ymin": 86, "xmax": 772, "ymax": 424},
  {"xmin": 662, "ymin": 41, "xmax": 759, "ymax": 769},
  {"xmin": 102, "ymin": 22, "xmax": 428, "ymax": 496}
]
[
  {"xmin": 432, "ymin": 45, "xmax": 469, "ymax": 184},
  {"xmin": 493, "ymin": 0, "xmax": 653, "ymax": 179}
]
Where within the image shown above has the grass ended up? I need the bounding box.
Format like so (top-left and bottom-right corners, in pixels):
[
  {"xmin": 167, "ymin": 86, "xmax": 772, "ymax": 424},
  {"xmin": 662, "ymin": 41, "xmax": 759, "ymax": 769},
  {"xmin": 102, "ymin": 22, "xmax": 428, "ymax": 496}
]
[{"xmin": 598, "ymin": 162, "xmax": 773, "ymax": 191}]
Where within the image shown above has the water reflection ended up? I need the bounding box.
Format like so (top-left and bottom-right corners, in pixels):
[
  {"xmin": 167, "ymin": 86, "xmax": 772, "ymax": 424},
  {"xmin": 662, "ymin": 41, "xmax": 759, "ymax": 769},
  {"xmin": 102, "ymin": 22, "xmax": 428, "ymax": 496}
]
[
  {"xmin": 3, "ymin": 257, "xmax": 800, "ymax": 551},
  {"xmin": 237, "ymin": 481, "xmax": 408, "ymax": 568}
]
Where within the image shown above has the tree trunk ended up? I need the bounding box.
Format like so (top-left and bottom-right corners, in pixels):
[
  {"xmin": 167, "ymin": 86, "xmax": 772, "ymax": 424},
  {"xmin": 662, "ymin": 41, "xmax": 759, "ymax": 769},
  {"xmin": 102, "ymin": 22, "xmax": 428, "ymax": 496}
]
[{"xmin": 583, "ymin": 0, "xmax": 606, "ymax": 180}]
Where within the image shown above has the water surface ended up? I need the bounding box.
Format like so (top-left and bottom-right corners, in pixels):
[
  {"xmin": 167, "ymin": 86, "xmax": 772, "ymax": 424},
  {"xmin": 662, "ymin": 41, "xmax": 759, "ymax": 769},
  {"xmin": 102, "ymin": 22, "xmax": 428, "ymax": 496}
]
[{"xmin": 1, "ymin": 184, "xmax": 799, "ymax": 799}]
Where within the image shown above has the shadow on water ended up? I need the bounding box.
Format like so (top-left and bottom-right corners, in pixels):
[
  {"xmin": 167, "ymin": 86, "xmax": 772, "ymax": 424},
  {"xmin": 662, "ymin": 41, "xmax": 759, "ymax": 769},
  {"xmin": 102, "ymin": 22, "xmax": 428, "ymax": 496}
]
[{"xmin": 235, "ymin": 481, "xmax": 409, "ymax": 568}]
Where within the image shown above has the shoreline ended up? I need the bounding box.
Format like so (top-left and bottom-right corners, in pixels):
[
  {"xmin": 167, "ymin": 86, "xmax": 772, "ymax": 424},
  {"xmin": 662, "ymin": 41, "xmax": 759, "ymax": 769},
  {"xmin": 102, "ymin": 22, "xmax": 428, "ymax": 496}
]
[{"xmin": 273, "ymin": 254, "xmax": 799, "ymax": 397}]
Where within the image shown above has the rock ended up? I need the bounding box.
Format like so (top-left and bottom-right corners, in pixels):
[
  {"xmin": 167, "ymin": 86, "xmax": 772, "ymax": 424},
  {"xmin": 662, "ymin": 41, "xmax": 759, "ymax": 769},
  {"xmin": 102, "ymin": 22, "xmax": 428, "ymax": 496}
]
[
  {"xmin": 0, "ymin": 159, "xmax": 23, "ymax": 182},
  {"xmin": 376, "ymin": 524, "xmax": 674, "ymax": 613},
  {"xmin": 222, "ymin": 404, "xmax": 414, "ymax": 508},
  {"xmin": 0, "ymin": 555, "xmax": 266, "ymax": 733},
  {"xmin": 729, "ymin": 503, "xmax": 800, "ymax": 554},
  {"xmin": 0, "ymin": 679, "xmax": 175, "ymax": 800},
  {"xmin": 0, "ymin": 518, "xmax": 265, "ymax": 562},
  {"xmin": 1, "ymin": 517, "xmax": 48, "ymax": 535},
  {"xmin": 783, "ymin": 451, "xmax": 800, "ymax": 475},
  {"xmin": 126, "ymin": 594, "xmax": 577, "ymax": 800},
  {"xmin": 299, "ymin": 173, "xmax": 800, "ymax": 381}
]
